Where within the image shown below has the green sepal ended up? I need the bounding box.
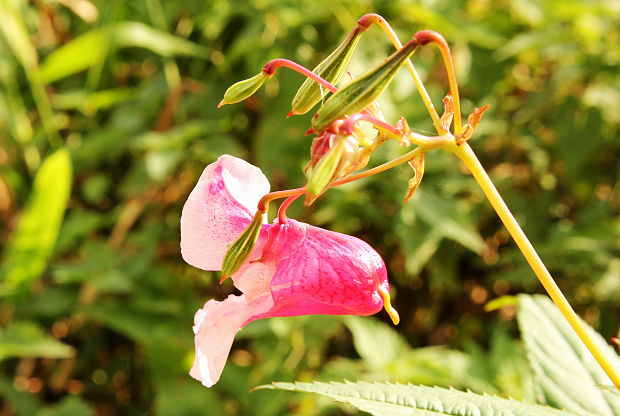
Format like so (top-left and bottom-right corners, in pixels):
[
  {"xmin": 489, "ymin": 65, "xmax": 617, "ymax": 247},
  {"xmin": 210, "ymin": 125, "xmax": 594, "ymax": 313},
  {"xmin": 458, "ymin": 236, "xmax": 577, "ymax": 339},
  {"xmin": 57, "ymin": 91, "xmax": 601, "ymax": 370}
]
[
  {"xmin": 220, "ymin": 209, "xmax": 265, "ymax": 280},
  {"xmin": 311, "ymin": 38, "xmax": 418, "ymax": 132},
  {"xmin": 305, "ymin": 136, "xmax": 347, "ymax": 205},
  {"xmin": 290, "ymin": 26, "xmax": 364, "ymax": 116},
  {"xmin": 219, "ymin": 72, "xmax": 268, "ymax": 107}
]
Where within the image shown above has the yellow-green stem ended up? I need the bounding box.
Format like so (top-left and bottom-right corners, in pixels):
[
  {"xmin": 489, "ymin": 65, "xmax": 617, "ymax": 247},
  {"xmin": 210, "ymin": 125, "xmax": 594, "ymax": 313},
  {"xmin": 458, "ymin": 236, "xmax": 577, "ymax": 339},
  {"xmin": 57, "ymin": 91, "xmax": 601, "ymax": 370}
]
[
  {"xmin": 417, "ymin": 31, "xmax": 462, "ymax": 135},
  {"xmin": 258, "ymin": 146, "xmax": 429, "ymax": 214},
  {"xmin": 451, "ymin": 141, "xmax": 620, "ymax": 389},
  {"xmin": 365, "ymin": 15, "xmax": 442, "ymax": 133}
]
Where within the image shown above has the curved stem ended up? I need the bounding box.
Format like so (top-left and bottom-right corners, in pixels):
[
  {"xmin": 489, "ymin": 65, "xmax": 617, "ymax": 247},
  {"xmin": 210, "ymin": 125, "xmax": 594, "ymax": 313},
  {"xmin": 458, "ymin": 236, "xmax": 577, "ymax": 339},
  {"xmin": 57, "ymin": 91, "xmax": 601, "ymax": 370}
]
[
  {"xmin": 415, "ymin": 31, "xmax": 462, "ymax": 135},
  {"xmin": 258, "ymin": 187, "xmax": 305, "ymax": 211},
  {"xmin": 258, "ymin": 146, "xmax": 426, "ymax": 210},
  {"xmin": 277, "ymin": 195, "xmax": 300, "ymax": 223},
  {"xmin": 340, "ymin": 113, "xmax": 452, "ymax": 149},
  {"xmin": 334, "ymin": 147, "xmax": 424, "ymax": 186},
  {"xmin": 451, "ymin": 142, "xmax": 620, "ymax": 389},
  {"xmin": 262, "ymin": 59, "xmax": 338, "ymax": 93},
  {"xmin": 358, "ymin": 14, "xmax": 442, "ymax": 133}
]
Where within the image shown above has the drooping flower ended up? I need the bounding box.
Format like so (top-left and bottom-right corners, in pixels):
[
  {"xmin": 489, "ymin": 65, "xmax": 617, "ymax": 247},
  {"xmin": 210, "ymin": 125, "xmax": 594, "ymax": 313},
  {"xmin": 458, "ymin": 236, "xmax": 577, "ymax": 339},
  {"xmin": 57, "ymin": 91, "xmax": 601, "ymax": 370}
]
[{"xmin": 180, "ymin": 155, "xmax": 396, "ymax": 387}]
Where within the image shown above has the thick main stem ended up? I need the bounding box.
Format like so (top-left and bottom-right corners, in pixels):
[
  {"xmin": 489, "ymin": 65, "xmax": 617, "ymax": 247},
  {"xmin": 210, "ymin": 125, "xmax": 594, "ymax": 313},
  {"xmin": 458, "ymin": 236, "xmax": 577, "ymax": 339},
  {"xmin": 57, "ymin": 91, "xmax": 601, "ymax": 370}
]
[{"xmin": 452, "ymin": 142, "xmax": 620, "ymax": 388}]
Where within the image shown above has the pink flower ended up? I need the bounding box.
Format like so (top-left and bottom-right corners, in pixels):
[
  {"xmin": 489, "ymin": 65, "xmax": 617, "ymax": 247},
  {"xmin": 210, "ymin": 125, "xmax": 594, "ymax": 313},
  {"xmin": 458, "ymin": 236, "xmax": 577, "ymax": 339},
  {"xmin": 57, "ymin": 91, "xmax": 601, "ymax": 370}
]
[{"xmin": 180, "ymin": 155, "xmax": 393, "ymax": 387}]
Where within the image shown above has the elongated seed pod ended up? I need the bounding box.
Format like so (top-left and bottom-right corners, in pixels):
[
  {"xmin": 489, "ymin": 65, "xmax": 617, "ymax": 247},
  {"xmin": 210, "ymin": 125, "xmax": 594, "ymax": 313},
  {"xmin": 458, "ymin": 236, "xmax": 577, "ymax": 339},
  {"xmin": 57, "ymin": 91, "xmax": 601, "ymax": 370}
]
[
  {"xmin": 290, "ymin": 25, "xmax": 365, "ymax": 116},
  {"xmin": 311, "ymin": 38, "xmax": 419, "ymax": 132}
]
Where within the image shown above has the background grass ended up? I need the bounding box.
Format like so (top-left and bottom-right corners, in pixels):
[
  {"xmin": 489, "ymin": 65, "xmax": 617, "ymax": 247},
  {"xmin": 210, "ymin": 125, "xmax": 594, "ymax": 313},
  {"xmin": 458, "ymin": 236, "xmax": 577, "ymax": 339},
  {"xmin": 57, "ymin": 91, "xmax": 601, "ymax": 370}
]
[{"xmin": 0, "ymin": 0, "xmax": 619, "ymax": 414}]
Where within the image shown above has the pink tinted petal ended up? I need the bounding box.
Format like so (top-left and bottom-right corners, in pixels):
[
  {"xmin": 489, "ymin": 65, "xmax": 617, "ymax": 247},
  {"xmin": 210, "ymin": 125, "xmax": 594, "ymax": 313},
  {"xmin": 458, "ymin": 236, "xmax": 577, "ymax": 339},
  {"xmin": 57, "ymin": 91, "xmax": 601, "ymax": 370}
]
[
  {"xmin": 263, "ymin": 220, "xmax": 386, "ymax": 318},
  {"xmin": 190, "ymin": 260, "xmax": 275, "ymax": 387},
  {"xmin": 181, "ymin": 155, "xmax": 270, "ymax": 271},
  {"xmin": 190, "ymin": 294, "xmax": 271, "ymax": 387},
  {"xmin": 231, "ymin": 249, "xmax": 276, "ymax": 301}
]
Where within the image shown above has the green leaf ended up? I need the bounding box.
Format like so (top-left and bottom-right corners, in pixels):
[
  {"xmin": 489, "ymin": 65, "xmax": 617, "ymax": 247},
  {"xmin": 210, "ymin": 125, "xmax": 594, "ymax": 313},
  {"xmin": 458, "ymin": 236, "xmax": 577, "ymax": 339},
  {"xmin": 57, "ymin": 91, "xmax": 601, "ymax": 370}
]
[
  {"xmin": 0, "ymin": 321, "xmax": 74, "ymax": 360},
  {"xmin": 463, "ymin": 325, "xmax": 534, "ymax": 400},
  {"xmin": 40, "ymin": 22, "xmax": 209, "ymax": 83},
  {"xmin": 36, "ymin": 396, "xmax": 94, "ymax": 416},
  {"xmin": 0, "ymin": 375, "xmax": 41, "ymax": 415},
  {"xmin": 83, "ymin": 301, "xmax": 168, "ymax": 345},
  {"xmin": 517, "ymin": 295, "xmax": 620, "ymax": 416},
  {"xmin": 343, "ymin": 317, "xmax": 487, "ymax": 389},
  {"xmin": 0, "ymin": 1, "xmax": 38, "ymax": 70},
  {"xmin": 51, "ymin": 88, "xmax": 137, "ymax": 113},
  {"xmin": 412, "ymin": 189, "xmax": 484, "ymax": 253},
  {"xmin": 344, "ymin": 316, "xmax": 407, "ymax": 366},
  {"xmin": 1, "ymin": 148, "xmax": 72, "ymax": 294},
  {"xmin": 263, "ymin": 381, "xmax": 579, "ymax": 416}
]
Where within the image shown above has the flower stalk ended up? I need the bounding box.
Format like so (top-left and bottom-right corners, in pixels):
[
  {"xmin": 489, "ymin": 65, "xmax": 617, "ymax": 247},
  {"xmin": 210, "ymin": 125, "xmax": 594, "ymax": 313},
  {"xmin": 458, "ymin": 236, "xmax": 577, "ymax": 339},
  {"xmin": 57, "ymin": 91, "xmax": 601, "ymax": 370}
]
[
  {"xmin": 311, "ymin": 37, "xmax": 420, "ymax": 132},
  {"xmin": 415, "ymin": 30, "xmax": 462, "ymax": 134},
  {"xmin": 449, "ymin": 141, "xmax": 620, "ymax": 389},
  {"xmin": 358, "ymin": 14, "xmax": 442, "ymax": 132},
  {"xmin": 218, "ymin": 59, "xmax": 337, "ymax": 108}
]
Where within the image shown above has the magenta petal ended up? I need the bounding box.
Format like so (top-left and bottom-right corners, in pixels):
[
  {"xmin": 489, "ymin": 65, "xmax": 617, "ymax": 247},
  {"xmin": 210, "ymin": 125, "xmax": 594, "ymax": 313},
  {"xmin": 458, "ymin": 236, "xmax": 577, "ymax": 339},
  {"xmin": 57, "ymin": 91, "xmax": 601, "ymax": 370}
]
[
  {"xmin": 182, "ymin": 157, "xmax": 391, "ymax": 389},
  {"xmin": 261, "ymin": 220, "xmax": 387, "ymax": 318},
  {"xmin": 180, "ymin": 155, "xmax": 270, "ymax": 271}
]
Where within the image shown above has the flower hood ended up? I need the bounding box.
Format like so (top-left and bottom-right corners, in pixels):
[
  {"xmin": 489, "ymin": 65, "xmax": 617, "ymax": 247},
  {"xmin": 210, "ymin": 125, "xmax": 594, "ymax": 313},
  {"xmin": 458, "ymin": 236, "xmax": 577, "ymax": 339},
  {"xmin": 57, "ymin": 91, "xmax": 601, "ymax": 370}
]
[{"xmin": 180, "ymin": 155, "xmax": 389, "ymax": 387}]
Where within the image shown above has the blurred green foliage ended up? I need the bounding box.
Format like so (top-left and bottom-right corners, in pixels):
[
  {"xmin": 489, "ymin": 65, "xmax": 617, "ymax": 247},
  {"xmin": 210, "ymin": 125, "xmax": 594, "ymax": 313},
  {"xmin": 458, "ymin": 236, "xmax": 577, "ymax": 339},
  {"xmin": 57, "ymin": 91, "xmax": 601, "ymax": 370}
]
[{"xmin": 0, "ymin": 0, "xmax": 619, "ymax": 414}]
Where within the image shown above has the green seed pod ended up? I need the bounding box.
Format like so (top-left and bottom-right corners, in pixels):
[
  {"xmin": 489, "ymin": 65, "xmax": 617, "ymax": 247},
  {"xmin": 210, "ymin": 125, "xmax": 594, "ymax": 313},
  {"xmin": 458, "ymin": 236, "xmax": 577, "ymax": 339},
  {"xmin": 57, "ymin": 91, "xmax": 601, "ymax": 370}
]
[
  {"xmin": 220, "ymin": 209, "xmax": 265, "ymax": 280},
  {"xmin": 311, "ymin": 38, "xmax": 419, "ymax": 132},
  {"xmin": 218, "ymin": 72, "xmax": 269, "ymax": 107},
  {"xmin": 290, "ymin": 26, "xmax": 364, "ymax": 116}
]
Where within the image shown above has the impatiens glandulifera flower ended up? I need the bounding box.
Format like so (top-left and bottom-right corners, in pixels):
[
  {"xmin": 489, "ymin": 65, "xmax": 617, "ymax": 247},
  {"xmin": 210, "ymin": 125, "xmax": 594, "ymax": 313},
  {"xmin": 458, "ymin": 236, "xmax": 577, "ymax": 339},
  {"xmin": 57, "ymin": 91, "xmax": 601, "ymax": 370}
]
[{"xmin": 180, "ymin": 155, "xmax": 398, "ymax": 387}]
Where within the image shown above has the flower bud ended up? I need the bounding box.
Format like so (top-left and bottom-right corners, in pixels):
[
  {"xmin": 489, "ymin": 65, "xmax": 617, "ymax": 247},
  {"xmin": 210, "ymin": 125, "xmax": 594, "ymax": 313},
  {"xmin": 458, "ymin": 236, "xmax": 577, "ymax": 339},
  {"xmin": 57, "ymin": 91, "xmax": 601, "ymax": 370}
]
[
  {"xmin": 305, "ymin": 135, "xmax": 359, "ymax": 205},
  {"xmin": 306, "ymin": 132, "xmax": 335, "ymax": 171},
  {"xmin": 218, "ymin": 72, "xmax": 269, "ymax": 107},
  {"xmin": 290, "ymin": 26, "xmax": 364, "ymax": 116},
  {"xmin": 311, "ymin": 38, "xmax": 419, "ymax": 132},
  {"xmin": 220, "ymin": 209, "xmax": 265, "ymax": 281}
]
